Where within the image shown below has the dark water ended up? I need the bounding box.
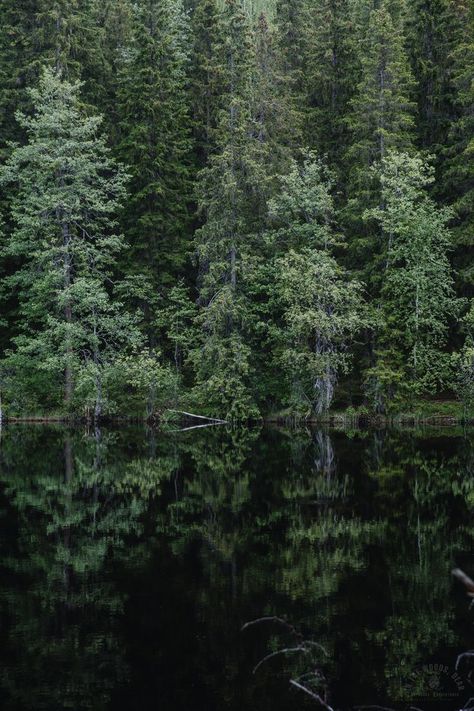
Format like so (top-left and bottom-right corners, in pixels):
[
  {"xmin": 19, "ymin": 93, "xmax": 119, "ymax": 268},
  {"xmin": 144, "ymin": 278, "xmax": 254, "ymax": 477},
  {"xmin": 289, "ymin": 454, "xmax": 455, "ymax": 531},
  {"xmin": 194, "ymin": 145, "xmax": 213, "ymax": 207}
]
[{"xmin": 0, "ymin": 425, "xmax": 473, "ymax": 711}]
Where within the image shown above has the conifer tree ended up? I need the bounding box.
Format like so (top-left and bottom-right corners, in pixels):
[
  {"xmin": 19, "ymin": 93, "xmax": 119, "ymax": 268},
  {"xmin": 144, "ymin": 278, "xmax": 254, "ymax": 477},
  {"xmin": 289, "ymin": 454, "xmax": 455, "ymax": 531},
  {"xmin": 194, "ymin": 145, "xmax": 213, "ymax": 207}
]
[
  {"xmin": 304, "ymin": 0, "xmax": 356, "ymax": 163},
  {"xmin": 407, "ymin": 0, "xmax": 461, "ymax": 152},
  {"xmin": 446, "ymin": 0, "xmax": 474, "ymax": 291},
  {"xmin": 265, "ymin": 153, "xmax": 367, "ymax": 416},
  {"xmin": 116, "ymin": 0, "xmax": 193, "ymax": 346},
  {"xmin": 189, "ymin": 0, "xmax": 222, "ymax": 164},
  {"xmin": 0, "ymin": 0, "xmax": 114, "ymax": 177},
  {"xmin": 345, "ymin": 0, "xmax": 416, "ymax": 290},
  {"xmin": 366, "ymin": 152, "xmax": 459, "ymax": 407},
  {"xmin": 191, "ymin": 0, "xmax": 266, "ymax": 418},
  {"xmin": 0, "ymin": 69, "xmax": 140, "ymax": 417},
  {"xmin": 251, "ymin": 12, "xmax": 299, "ymax": 176}
]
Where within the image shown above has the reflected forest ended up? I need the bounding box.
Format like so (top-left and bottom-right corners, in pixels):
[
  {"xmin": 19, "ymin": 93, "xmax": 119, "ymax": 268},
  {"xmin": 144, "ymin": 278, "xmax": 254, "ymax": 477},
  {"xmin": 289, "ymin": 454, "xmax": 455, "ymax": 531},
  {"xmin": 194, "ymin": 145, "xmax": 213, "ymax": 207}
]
[{"xmin": 1, "ymin": 425, "xmax": 474, "ymax": 709}]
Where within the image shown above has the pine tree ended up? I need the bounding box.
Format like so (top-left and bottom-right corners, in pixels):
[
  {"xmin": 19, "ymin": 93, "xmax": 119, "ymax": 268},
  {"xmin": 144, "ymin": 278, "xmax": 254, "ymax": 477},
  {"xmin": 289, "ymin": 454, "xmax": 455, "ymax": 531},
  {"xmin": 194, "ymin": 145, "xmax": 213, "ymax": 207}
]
[
  {"xmin": 407, "ymin": 0, "xmax": 461, "ymax": 152},
  {"xmin": 251, "ymin": 12, "xmax": 299, "ymax": 176},
  {"xmin": 191, "ymin": 0, "xmax": 267, "ymax": 418},
  {"xmin": 446, "ymin": 0, "xmax": 474, "ymax": 291},
  {"xmin": 366, "ymin": 152, "xmax": 459, "ymax": 407},
  {"xmin": 275, "ymin": 0, "xmax": 309, "ymax": 79},
  {"xmin": 303, "ymin": 0, "xmax": 356, "ymax": 163},
  {"xmin": 345, "ymin": 0, "xmax": 416, "ymax": 290},
  {"xmin": 0, "ymin": 69, "xmax": 141, "ymax": 418},
  {"xmin": 116, "ymin": 0, "xmax": 193, "ymax": 346},
  {"xmin": 189, "ymin": 0, "xmax": 222, "ymax": 164},
  {"xmin": 265, "ymin": 153, "xmax": 367, "ymax": 416},
  {"xmin": 0, "ymin": 0, "xmax": 109, "ymax": 155},
  {"xmin": 86, "ymin": 0, "xmax": 134, "ymax": 143}
]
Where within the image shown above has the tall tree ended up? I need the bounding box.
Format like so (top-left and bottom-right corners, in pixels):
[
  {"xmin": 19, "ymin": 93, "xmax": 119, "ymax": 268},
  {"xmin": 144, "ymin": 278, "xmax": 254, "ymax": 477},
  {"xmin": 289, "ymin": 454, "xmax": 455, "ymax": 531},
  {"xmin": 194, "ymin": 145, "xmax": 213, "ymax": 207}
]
[
  {"xmin": 445, "ymin": 0, "xmax": 474, "ymax": 292},
  {"xmin": 251, "ymin": 12, "xmax": 299, "ymax": 176},
  {"xmin": 407, "ymin": 0, "xmax": 461, "ymax": 152},
  {"xmin": 0, "ymin": 69, "xmax": 140, "ymax": 417},
  {"xmin": 189, "ymin": 0, "xmax": 222, "ymax": 165},
  {"xmin": 190, "ymin": 0, "xmax": 267, "ymax": 418},
  {"xmin": 263, "ymin": 153, "xmax": 367, "ymax": 416},
  {"xmin": 365, "ymin": 152, "xmax": 459, "ymax": 408},
  {"xmin": 304, "ymin": 0, "xmax": 356, "ymax": 163},
  {"xmin": 116, "ymin": 0, "xmax": 193, "ymax": 347},
  {"xmin": 344, "ymin": 0, "xmax": 416, "ymax": 291}
]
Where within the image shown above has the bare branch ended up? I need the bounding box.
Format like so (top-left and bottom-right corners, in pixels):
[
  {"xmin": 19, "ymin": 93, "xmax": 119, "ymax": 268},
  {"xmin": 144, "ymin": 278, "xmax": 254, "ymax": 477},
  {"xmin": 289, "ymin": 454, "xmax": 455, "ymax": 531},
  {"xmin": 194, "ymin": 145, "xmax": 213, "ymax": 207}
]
[
  {"xmin": 290, "ymin": 679, "xmax": 334, "ymax": 711},
  {"xmin": 456, "ymin": 652, "xmax": 474, "ymax": 672},
  {"xmin": 253, "ymin": 646, "xmax": 308, "ymax": 674},
  {"xmin": 241, "ymin": 616, "xmax": 296, "ymax": 634},
  {"xmin": 167, "ymin": 409, "xmax": 228, "ymax": 424},
  {"xmin": 452, "ymin": 568, "xmax": 474, "ymax": 595}
]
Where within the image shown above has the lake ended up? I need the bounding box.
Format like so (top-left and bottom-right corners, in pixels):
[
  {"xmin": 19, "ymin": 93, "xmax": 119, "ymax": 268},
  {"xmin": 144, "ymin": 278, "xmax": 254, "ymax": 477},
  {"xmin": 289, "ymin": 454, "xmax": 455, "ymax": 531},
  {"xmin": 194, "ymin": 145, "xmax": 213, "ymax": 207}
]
[{"xmin": 0, "ymin": 424, "xmax": 473, "ymax": 710}]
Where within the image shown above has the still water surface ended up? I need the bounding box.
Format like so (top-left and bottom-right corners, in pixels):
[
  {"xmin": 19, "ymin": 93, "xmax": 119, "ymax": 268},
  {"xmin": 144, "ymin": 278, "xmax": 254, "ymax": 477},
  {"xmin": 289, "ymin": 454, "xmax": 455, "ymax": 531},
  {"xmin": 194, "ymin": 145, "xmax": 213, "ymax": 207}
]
[{"xmin": 0, "ymin": 425, "xmax": 473, "ymax": 710}]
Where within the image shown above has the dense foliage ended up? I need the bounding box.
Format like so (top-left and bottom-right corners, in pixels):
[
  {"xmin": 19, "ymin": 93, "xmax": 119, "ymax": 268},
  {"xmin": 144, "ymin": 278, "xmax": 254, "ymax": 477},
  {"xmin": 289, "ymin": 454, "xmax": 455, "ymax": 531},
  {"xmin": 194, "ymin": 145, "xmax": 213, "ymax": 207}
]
[{"xmin": 0, "ymin": 0, "xmax": 472, "ymax": 420}]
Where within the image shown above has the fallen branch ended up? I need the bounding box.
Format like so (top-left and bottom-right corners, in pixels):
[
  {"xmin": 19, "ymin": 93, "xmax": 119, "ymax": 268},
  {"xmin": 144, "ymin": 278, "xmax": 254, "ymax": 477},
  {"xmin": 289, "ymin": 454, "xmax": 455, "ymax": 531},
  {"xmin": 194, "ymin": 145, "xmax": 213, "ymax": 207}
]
[
  {"xmin": 253, "ymin": 646, "xmax": 308, "ymax": 675},
  {"xmin": 290, "ymin": 680, "xmax": 334, "ymax": 711},
  {"xmin": 456, "ymin": 652, "xmax": 474, "ymax": 672},
  {"xmin": 167, "ymin": 409, "xmax": 228, "ymax": 424},
  {"xmin": 168, "ymin": 423, "xmax": 226, "ymax": 433},
  {"xmin": 452, "ymin": 569, "xmax": 474, "ymax": 596}
]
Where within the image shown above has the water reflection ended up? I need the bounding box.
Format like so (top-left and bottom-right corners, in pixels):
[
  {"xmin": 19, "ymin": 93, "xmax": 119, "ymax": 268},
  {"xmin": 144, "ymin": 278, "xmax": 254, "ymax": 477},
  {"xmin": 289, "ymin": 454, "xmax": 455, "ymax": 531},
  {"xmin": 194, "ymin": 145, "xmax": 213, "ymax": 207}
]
[{"xmin": 0, "ymin": 425, "xmax": 472, "ymax": 710}]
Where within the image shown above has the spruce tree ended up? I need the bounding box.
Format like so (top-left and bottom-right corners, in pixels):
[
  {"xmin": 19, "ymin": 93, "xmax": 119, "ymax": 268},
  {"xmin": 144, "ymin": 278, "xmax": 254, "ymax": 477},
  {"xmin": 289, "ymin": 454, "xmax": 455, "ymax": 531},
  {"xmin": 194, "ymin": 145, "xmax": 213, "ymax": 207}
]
[
  {"xmin": 345, "ymin": 0, "xmax": 416, "ymax": 290},
  {"xmin": 446, "ymin": 0, "xmax": 474, "ymax": 291},
  {"xmin": 264, "ymin": 153, "xmax": 367, "ymax": 416},
  {"xmin": 116, "ymin": 0, "xmax": 193, "ymax": 346},
  {"xmin": 304, "ymin": 0, "xmax": 356, "ymax": 163},
  {"xmin": 251, "ymin": 12, "xmax": 299, "ymax": 176},
  {"xmin": 189, "ymin": 0, "xmax": 222, "ymax": 165},
  {"xmin": 366, "ymin": 152, "xmax": 459, "ymax": 407},
  {"xmin": 191, "ymin": 0, "xmax": 266, "ymax": 418},
  {"xmin": 0, "ymin": 69, "xmax": 140, "ymax": 417},
  {"xmin": 407, "ymin": 0, "xmax": 461, "ymax": 152}
]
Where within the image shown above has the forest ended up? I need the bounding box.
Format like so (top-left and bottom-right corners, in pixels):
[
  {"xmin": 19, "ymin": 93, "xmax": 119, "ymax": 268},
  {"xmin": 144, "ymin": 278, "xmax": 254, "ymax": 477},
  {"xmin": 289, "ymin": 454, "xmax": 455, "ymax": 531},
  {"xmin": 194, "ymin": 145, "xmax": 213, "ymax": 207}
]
[{"xmin": 0, "ymin": 0, "xmax": 473, "ymax": 422}]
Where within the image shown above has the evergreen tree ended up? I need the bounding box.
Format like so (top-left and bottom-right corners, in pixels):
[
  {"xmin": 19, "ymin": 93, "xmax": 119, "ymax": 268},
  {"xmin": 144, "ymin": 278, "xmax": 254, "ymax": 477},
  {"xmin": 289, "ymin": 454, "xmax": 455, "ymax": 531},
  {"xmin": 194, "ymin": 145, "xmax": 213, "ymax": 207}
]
[
  {"xmin": 263, "ymin": 153, "xmax": 367, "ymax": 416},
  {"xmin": 345, "ymin": 0, "xmax": 416, "ymax": 290},
  {"xmin": 189, "ymin": 0, "xmax": 222, "ymax": 164},
  {"xmin": 446, "ymin": 0, "xmax": 474, "ymax": 291},
  {"xmin": 191, "ymin": 0, "xmax": 266, "ymax": 418},
  {"xmin": 251, "ymin": 12, "xmax": 299, "ymax": 175},
  {"xmin": 273, "ymin": 248, "xmax": 366, "ymax": 416},
  {"xmin": 407, "ymin": 0, "xmax": 461, "ymax": 152},
  {"xmin": 366, "ymin": 152, "xmax": 459, "ymax": 407},
  {"xmin": 304, "ymin": 0, "xmax": 356, "ymax": 163},
  {"xmin": 116, "ymin": 0, "xmax": 193, "ymax": 346},
  {"xmin": 0, "ymin": 69, "xmax": 141, "ymax": 418}
]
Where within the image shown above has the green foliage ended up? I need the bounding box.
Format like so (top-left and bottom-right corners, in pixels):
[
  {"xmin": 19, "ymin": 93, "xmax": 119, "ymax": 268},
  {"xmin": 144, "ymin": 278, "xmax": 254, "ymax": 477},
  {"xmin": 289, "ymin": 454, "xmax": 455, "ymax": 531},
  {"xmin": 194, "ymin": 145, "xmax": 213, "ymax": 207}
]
[
  {"xmin": 263, "ymin": 153, "xmax": 368, "ymax": 416},
  {"xmin": 116, "ymin": 0, "xmax": 193, "ymax": 310},
  {"xmin": 273, "ymin": 248, "xmax": 367, "ymax": 416},
  {"xmin": 366, "ymin": 151, "xmax": 460, "ymax": 408},
  {"xmin": 0, "ymin": 68, "xmax": 142, "ymax": 417},
  {"xmin": 0, "ymin": 0, "xmax": 472, "ymax": 420}
]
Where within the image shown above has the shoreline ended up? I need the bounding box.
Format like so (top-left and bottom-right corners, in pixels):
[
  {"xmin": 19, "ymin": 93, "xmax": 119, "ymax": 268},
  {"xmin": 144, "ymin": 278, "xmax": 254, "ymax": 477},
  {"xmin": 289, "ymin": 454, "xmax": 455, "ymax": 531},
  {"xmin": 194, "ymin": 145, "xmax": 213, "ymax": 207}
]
[{"xmin": 1, "ymin": 411, "xmax": 471, "ymax": 428}]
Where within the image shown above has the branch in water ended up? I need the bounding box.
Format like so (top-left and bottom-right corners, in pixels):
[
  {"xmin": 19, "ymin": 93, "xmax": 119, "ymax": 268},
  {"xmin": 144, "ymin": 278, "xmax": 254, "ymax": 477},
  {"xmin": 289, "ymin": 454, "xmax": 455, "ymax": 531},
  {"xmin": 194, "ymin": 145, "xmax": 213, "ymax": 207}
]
[
  {"xmin": 252, "ymin": 646, "xmax": 308, "ymax": 675},
  {"xmin": 290, "ymin": 679, "xmax": 334, "ymax": 711},
  {"xmin": 241, "ymin": 616, "xmax": 298, "ymax": 636},
  {"xmin": 452, "ymin": 568, "xmax": 474, "ymax": 596},
  {"xmin": 456, "ymin": 652, "xmax": 474, "ymax": 672},
  {"xmin": 167, "ymin": 409, "xmax": 228, "ymax": 424}
]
